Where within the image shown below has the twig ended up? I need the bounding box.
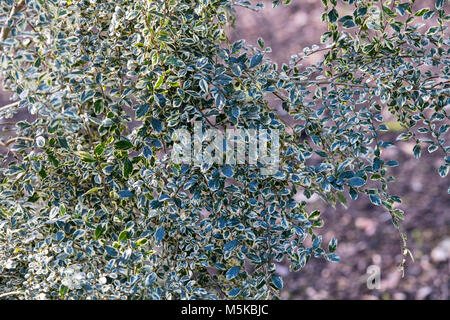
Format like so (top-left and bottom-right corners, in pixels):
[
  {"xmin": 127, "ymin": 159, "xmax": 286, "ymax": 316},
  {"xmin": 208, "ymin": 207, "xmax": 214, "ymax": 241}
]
[
  {"xmin": 0, "ymin": 136, "xmax": 34, "ymax": 148},
  {"xmin": 0, "ymin": 101, "xmax": 19, "ymax": 113},
  {"xmin": 0, "ymin": 290, "xmax": 25, "ymax": 299},
  {"xmin": 0, "ymin": 0, "xmax": 26, "ymax": 51}
]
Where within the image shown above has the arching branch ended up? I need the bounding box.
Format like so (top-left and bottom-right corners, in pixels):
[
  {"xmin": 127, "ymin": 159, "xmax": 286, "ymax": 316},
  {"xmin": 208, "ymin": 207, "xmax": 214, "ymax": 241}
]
[{"xmin": 0, "ymin": 0, "xmax": 27, "ymax": 51}]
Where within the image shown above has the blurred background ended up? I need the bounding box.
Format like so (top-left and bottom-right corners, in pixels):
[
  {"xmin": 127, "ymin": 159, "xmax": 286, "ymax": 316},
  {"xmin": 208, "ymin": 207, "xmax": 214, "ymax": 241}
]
[{"xmin": 0, "ymin": 0, "xmax": 448, "ymax": 300}]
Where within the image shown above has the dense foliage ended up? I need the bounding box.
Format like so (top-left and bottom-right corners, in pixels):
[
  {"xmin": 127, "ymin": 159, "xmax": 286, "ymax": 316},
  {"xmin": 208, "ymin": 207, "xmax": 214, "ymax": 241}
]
[{"xmin": 0, "ymin": 0, "xmax": 448, "ymax": 299}]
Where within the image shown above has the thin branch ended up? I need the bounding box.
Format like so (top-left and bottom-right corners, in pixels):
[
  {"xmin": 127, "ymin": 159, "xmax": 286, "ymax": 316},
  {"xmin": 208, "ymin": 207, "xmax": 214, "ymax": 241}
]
[
  {"xmin": 0, "ymin": 291, "xmax": 25, "ymax": 299},
  {"xmin": 294, "ymin": 80, "xmax": 373, "ymax": 88},
  {"xmin": 0, "ymin": 121, "xmax": 17, "ymax": 127},
  {"xmin": 0, "ymin": 0, "xmax": 26, "ymax": 51},
  {"xmin": 0, "ymin": 101, "xmax": 19, "ymax": 113},
  {"xmin": 0, "ymin": 136, "xmax": 34, "ymax": 148}
]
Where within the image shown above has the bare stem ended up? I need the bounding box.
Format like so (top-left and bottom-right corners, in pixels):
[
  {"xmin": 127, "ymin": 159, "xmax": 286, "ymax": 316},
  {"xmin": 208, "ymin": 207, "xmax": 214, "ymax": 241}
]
[
  {"xmin": 0, "ymin": 101, "xmax": 19, "ymax": 113},
  {"xmin": 0, "ymin": 290, "xmax": 25, "ymax": 299},
  {"xmin": 0, "ymin": 136, "xmax": 34, "ymax": 148},
  {"xmin": 0, "ymin": 0, "xmax": 26, "ymax": 51}
]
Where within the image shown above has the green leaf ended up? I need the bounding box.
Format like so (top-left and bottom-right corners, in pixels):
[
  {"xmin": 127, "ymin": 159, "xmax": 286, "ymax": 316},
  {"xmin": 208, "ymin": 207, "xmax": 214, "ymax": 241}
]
[
  {"xmin": 413, "ymin": 144, "xmax": 421, "ymax": 159},
  {"xmin": 382, "ymin": 5, "xmax": 396, "ymax": 18},
  {"xmin": 225, "ymin": 266, "xmax": 240, "ymax": 280},
  {"xmin": 199, "ymin": 79, "xmax": 208, "ymax": 93},
  {"xmin": 328, "ymin": 238, "xmax": 338, "ymax": 253},
  {"xmin": 438, "ymin": 164, "xmax": 449, "ymax": 177},
  {"xmin": 326, "ymin": 253, "xmax": 341, "ymax": 262},
  {"xmin": 392, "ymin": 209, "xmax": 405, "ymax": 221},
  {"xmin": 118, "ymin": 190, "xmax": 134, "ymax": 198},
  {"xmin": 231, "ymin": 64, "xmax": 242, "ymax": 76},
  {"xmin": 328, "ymin": 8, "xmax": 338, "ymax": 23},
  {"xmin": 337, "ymin": 193, "xmax": 347, "ymax": 206},
  {"xmin": 76, "ymin": 151, "xmax": 96, "ymax": 163},
  {"xmin": 415, "ymin": 8, "xmax": 430, "ymax": 17},
  {"xmin": 257, "ymin": 37, "xmax": 265, "ymax": 48},
  {"xmin": 59, "ymin": 285, "xmax": 68, "ymax": 299},
  {"xmin": 436, "ymin": 0, "xmax": 446, "ymax": 9},
  {"xmin": 114, "ymin": 140, "xmax": 134, "ymax": 150},
  {"xmin": 339, "ymin": 15, "xmax": 356, "ymax": 28},
  {"xmin": 385, "ymin": 160, "xmax": 399, "ymax": 167},
  {"xmin": 95, "ymin": 225, "xmax": 106, "ymax": 240},
  {"xmin": 395, "ymin": 3, "xmax": 411, "ymax": 15},
  {"xmin": 136, "ymin": 104, "xmax": 149, "ymax": 119},
  {"xmin": 119, "ymin": 231, "xmax": 129, "ymax": 242},
  {"xmin": 58, "ymin": 137, "xmax": 69, "ymax": 149},
  {"xmin": 81, "ymin": 90, "xmax": 95, "ymax": 103},
  {"xmin": 227, "ymin": 288, "xmax": 241, "ymax": 297},
  {"xmin": 154, "ymin": 74, "xmax": 164, "ymax": 89},
  {"xmin": 320, "ymin": 32, "xmax": 332, "ymax": 43},
  {"xmin": 423, "ymin": 10, "xmax": 436, "ymax": 19},
  {"xmin": 396, "ymin": 132, "xmax": 413, "ymax": 141},
  {"xmin": 123, "ymin": 157, "xmax": 133, "ymax": 178},
  {"xmin": 308, "ymin": 210, "xmax": 321, "ymax": 220},
  {"xmin": 215, "ymin": 92, "xmax": 226, "ymax": 109},
  {"xmin": 348, "ymin": 187, "xmax": 358, "ymax": 200},
  {"xmin": 270, "ymin": 274, "xmax": 283, "ymax": 290},
  {"xmin": 84, "ymin": 187, "xmax": 103, "ymax": 196},
  {"xmin": 150, "ymin": 117, "xmax": 163, "ymax": 133},
  {"xmin": 142, "ymin": 145, "xmax": 152, "ymax": 159},
  {"xmin": 155, "ymin": 226, "xmax": 165, "ymax": 242},
  {"xmin": 94, "ymin": 143, "xmax": 105, "ymax": 156},
  {"xmin": 369, "ymin": 194, "xmax": 382, "ymax": 206},
  {"xmin": 105, "ymin": 245, "xmax": 118, "ymax": 257},
  {"xmin": 249, "ymin": 54, "xmax": 263, "ymax": 69},
  {"xmin": 348, "ymin": 177, "xmax": 366, "ymax": 188},
  {"xmin": 36, "ymin": 136, "xmax": 45, "ymax": 148},
  {"xmin": 136, "ymin": 238, "xmax": 148, "ymax": 247},
  {"xmin": 223, "ymin": 240, "xmax": 239, "ymax": 252},
  {"xmin": 221, "ymin": 165, "xmax": 234, "ymax": 178}
]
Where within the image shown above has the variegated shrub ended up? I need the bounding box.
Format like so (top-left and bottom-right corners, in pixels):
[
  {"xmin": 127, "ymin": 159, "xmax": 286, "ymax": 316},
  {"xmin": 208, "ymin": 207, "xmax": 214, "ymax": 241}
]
[{"xmin": 0, "ymin": 0, "xmax": 448, "ymax": 299}]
